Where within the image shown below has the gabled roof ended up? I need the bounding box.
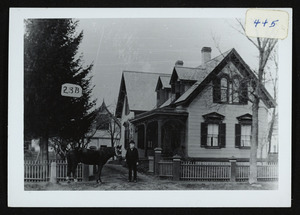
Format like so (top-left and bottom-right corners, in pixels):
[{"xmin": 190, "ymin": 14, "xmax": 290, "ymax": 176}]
[
  {"xmin": 169, "ymin": 49, "xmax": 233, "ymax": 84},
  {"xmin": 115, "ymin": 71, "xmax": 170, "ymax": 117},
  {"xmin": 95, "ymin": 100, "xmax": 121, "ymax": 128},
  {"xmin": 171, "ymin": 67, "xmax": 205, "ymax": 82},
  {"xmin": 159, "ymin": 74, "xmax": 171, "ymax": 89},
  {"xmin": 159, "ymin": 97, "xmax": 173, "ymax": 108},
  {"xmin": 155, "ymin": 74, "xmax": 171, "ymax": 91},
  {"xmin": 173, "ymin": 48, "xmax": 276, "ymax": 109}
]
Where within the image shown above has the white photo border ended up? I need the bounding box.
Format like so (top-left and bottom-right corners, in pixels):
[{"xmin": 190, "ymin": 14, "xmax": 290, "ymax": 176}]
[{"xmin": 8, "ymin": 8, "xmax": 292, "ymax": 207}]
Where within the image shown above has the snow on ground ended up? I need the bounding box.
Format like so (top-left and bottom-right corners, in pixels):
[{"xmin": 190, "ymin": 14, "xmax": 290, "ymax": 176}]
[{"xmin": 25, "ymin": 164, "xmax": 278, "ymax": 190}]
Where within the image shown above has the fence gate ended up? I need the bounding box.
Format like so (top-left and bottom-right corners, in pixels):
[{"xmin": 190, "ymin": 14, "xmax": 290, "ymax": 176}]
[{"xmin": 158, "ymin": 161, "xmax": 173, "ymax": 178}]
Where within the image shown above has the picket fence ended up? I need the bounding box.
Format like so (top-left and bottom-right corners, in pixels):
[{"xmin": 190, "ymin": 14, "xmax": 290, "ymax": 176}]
[
  {"xmin": 24, "ymin": 160, "xmax": 51, "ymax": 182},
  {"xmin": 158, "ymin": 160, "xmax": 278, "ymax": 181},
  {"xmin": 24, "ymin": 160, "xmax": 83, "ymax": 182},
  {"xmin": 236, "ymin": 162, "xmax": 278, "ymax": 181},
  {"xmin": 181, "ymin": 161, "xmax": 230, "ymax": 181}
]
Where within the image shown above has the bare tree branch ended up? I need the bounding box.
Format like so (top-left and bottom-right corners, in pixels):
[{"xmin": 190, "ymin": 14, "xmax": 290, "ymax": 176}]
[{"xmin": 236, "ymin": 18, "xmax": 259, "ymax": 49}]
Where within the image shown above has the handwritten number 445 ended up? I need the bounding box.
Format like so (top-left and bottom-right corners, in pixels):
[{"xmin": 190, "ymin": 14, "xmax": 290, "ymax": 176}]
[{"xmin": 254, "ymin": 19, "xmax": 279, "ymax": 28}]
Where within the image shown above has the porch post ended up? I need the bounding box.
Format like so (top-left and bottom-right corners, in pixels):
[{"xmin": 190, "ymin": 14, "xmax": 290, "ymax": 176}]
[
  {"xmin": 154, "ymin": 147, "xmax": 162, "ymax": 176},
  {"xmin": 144, "ymin": 122, "xmax": 148, "ymax": 157},
  {"xmin": 157, "ymin": 119, "xmax": 162, "ymax": 148}
]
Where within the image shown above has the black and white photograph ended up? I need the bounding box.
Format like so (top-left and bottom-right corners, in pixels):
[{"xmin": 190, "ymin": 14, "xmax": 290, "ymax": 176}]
[{"xmin": 8, "ymin": 8, "xmax": 292, "ymax": 207}]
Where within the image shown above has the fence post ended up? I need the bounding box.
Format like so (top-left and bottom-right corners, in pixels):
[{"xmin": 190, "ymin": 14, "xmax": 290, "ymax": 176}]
[
  {"xmin": 229, "ymin": 159, "xmax": 237, "ymax": 182},
  {"xmin": 148, "ymin": 156, "xmax": 154, "ymax": 173},
  {"xmin": 50, "ymin": 161, "xmax": 57, "ymax": 183},
  {"xmin": 154, "ymin": 148, "xmax": 162, "ymax": 176},
  {"xmin": 83, "ymin": 164, "xmax": 89, "ymax": 182},
  {"xmin": 172, "ymin": 155, "xmax": 181, "ymax": 181}
]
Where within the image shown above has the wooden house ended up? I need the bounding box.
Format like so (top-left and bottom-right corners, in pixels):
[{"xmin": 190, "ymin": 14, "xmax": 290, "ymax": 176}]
[
  {"xmin": 116, "ymin": 47, "xmax": 276, "ymax": 161},
  {"xmin": 86, "ymin": 100, "xmax": 121, "ymax": 149}
]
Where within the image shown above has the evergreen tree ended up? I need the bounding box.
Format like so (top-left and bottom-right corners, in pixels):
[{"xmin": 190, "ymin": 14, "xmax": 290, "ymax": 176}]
[{"xmin": 24, "ymin": 19, "xmax": 96, "ymax": 161}]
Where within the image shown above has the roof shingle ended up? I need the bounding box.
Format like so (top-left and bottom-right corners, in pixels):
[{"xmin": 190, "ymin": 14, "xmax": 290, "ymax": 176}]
[{"xmin": 123, "ymin": 71, "xmax": 170, "ymax": 112}]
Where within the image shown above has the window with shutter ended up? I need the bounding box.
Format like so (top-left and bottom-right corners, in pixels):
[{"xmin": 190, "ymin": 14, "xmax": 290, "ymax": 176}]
[
  {"xmin": 201, "ymin": 112, "xmax": 226, "ymax": 148},
  {"xmin": 207, "ymin": 124, "xmax": 218, "ymax": 146},
  {"xmin": 236, "ymin": 114, "xmax": 252, "ymax": 148},
  {"xmin": 241, "ymin": 125, "xmax": 251, "ymax": 147}
]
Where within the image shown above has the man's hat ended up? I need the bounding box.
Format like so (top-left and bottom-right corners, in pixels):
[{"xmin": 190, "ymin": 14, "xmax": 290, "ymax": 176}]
[{"xmin": 129, "ymin": 140, "xmax": 135, "ymax": 144}]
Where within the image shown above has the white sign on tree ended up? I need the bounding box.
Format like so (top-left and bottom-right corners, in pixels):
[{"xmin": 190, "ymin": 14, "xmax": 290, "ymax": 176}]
[{"xmin": 61, "ymin": 83, "xmax": 83, "ymax": 98}]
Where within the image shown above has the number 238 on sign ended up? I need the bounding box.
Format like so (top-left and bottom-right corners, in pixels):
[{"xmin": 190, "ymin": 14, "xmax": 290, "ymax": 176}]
[{"xmin": 61, "ymin": 83, "xmax": 83, "ymax": 98}]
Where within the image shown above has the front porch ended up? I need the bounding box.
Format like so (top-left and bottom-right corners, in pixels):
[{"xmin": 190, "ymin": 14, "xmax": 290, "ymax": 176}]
[{"xmin": 129, "ymin": 107, "xmax": 188, "ymax": 158}]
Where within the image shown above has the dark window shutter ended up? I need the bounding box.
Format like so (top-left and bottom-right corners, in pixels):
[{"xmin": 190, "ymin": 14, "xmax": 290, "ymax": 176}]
[
  {"xmin": 239, "ymin": 81, "xmax": 248, "ymax": 104},
  {"xmin": 213, "ymin": 78, "xmax": 221, "ymax": 103},
  {"xmin": 235, "ymin": 124, "xmax": 241, "ymax": 147},
  {"xmin": 201, "ymin": 123, "xmax": 208, "ymax": 146},
  {"xmin": 219, "ymin": 123, "xmax": 226, "ymax": 147}
]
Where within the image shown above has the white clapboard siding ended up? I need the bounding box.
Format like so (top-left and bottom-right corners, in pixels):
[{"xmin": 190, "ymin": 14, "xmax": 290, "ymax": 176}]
[{"xmin": 186, "ymin": 78, "xmax": 268, "ymax": 159}]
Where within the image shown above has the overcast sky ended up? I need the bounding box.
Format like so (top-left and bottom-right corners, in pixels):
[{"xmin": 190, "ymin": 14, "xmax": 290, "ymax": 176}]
[{"xmin": 76, "ymin": 18, "xmax": 262, "ymax": 112}]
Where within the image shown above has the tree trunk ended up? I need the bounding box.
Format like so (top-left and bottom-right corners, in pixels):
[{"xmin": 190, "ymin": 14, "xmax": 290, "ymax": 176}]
[
  {"xmin": 268, "ymin": 108, "xmax": 276, "ymax": 153},
  {"xmin": 111, "ymin": 135, "xmax": 115, "ymax": 160},
  {"xmin": 249, "ymin": 96, "xmax": 259, "ymax": 184},
  {"xmin": 40, "ymin": 136, "xmax": 49, "ymax": 161}
]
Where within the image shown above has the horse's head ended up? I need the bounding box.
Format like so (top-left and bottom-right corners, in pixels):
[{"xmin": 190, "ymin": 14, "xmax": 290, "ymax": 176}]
[{"xmin": 114, "ymin": 145, "xmax": 122, "ymax": 157}]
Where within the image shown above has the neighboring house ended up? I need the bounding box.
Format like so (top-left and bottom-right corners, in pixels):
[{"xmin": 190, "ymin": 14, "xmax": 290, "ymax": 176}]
[
  {"xmin": 86, "ymin": 100, "xmax": 121, "ymax": 150},
  {"xmin": 116, "ymin": 47, "xmax": 276, "ymax": 161},
  {"xmin": 24, "ymin": 138, "xmax": 54, "ymax": 153}
]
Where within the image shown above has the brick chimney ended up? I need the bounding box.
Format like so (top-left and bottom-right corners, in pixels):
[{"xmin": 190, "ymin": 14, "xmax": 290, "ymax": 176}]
[
  {"xmin": 175, "ymin": 60, "xmax": 184, "ymax": 67},
  {"xmin": 201, "ymin": 47, "xmax": 212, "ymax": 64}
]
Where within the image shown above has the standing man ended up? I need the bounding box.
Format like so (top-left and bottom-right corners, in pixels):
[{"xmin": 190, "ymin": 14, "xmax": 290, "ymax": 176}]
[{"xmin": 125, "ymin": 140, "xmax": 139, "ymax": 182}]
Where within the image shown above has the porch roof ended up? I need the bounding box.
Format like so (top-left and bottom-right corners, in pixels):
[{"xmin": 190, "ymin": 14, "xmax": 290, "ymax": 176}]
[{"xmin": 129, "ymin": 107, "xmax": 188, "ymax": 124}]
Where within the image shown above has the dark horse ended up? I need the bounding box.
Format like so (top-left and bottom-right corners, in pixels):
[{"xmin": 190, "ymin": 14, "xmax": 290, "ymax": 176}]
[{"xmin": 66, "ymin": 145, "xmax": 122, "ymax": 183}]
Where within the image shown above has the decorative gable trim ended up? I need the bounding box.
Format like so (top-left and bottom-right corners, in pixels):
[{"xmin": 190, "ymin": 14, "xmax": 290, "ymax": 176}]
[{"xmin": 175, "ymin": 49, "xmax": 276, "ymax": 109}]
